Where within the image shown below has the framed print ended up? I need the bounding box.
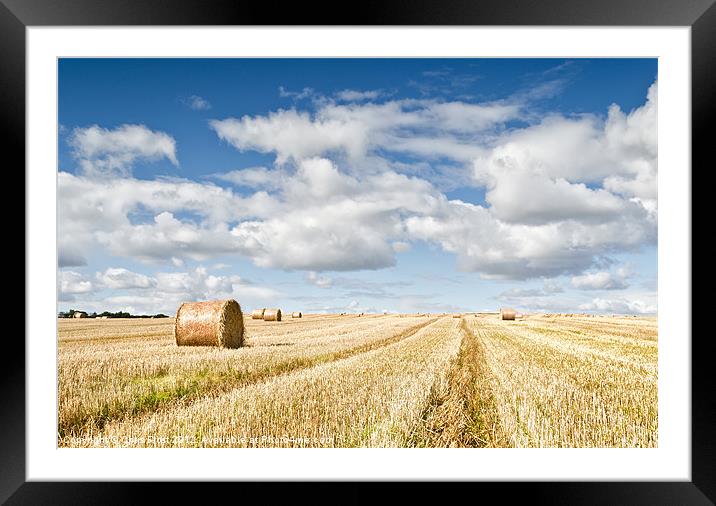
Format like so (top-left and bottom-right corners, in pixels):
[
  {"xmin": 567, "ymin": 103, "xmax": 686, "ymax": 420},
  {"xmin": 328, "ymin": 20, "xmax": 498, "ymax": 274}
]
[{"xmin": 5, "ymin": 0, "xmax": 713, "ymax": 503}]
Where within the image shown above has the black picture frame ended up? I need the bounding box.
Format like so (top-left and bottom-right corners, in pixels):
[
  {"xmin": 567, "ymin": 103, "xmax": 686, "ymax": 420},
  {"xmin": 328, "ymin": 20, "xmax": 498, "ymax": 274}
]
[{"xmin": 4, "ymin": 0, "xmax": 711, "ymax": 503}]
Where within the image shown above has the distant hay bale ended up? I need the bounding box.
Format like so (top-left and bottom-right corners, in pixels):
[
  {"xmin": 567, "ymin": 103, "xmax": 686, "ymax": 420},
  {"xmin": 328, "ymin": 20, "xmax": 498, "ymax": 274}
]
[
  {"xmin": 291, "ymin": 311, "xmax": 302, "ymax": 318},
  {"xmin": 73, "ymin": 312, "xmax": 87, "ymax": 318},
  {"xmin": 263, "ymin": 308, "xmax": 282, "ymax": 321},
  {"xmin": 500, "ymin": 308, "xmax": 516, "ymax": 320},
  {"xmin": 251, "ymin": 308, "xmax": 266, "ymax": 319},
  {"xmin": 452, "ymin": 313, "xmax": 462, "ymax": 318},
  {"xmin": 174, "ymin": 299, "xmax": 244, "ymax": 348}
]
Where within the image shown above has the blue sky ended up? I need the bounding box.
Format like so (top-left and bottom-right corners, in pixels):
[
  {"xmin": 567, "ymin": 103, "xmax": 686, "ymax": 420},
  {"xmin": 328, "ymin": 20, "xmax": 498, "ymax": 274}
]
[{"xmin": 57, "ymin": 58, "xmax": 658, "ymax": 315}]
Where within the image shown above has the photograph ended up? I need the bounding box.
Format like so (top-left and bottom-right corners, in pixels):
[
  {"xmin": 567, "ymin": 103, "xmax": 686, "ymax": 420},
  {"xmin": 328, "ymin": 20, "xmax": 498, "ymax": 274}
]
[{"xmin": 56, "ymin": 57, "xmax": 659, "ymax": 449}]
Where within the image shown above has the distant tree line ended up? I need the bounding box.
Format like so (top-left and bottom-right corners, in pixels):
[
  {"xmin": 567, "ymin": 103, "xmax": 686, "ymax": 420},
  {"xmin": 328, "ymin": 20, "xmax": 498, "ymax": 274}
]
[{"xmin": 58, "ymin": 309, "xmax": 169, "ymax": 319}]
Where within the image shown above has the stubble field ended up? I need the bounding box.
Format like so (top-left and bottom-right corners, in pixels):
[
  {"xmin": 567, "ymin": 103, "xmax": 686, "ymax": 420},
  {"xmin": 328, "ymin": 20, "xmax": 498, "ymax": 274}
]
[{"xmin": 58, "ymin": 313, "xmax": 657, "ymax": 448}]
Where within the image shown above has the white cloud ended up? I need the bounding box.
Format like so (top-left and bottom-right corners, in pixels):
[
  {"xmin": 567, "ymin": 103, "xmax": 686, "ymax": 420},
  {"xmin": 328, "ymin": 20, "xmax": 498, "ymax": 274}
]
[
  {"xmin": 227, "ymin": 158, "xmax": 440, "ymax": 271},
  {"xmin": 399, "ymin": 81, "xmax": 657, "ymax": 278},
  {"xmin": 183, "ymin": 95, "xmax": 211, "ymax": 110},
  {"xmin": 210, "ymin": 109, "xmax": 367, "ymax": 164},
  {"xmin": 497, "ymin": 281, "xmax": 564, "ymax": 300},
  {"xmin": 571, "ymin": 268, "xmax": 630, "ymax": 290},
  {"xmin": 60, "ymin": 142, "xmax": 655, "ymax": 280},
  {"xmin": 301, "ymin": 299, "xmax": 380, "ymax": 315},
  {"xmin": 473, "ymin": 81, "xmax": 657, "ymax": 224},
  {"xmin": 405, "ymin": 198, "xmax": 653, "ymax": 279},
  {"xmin": 484, "ymin": 173, "xmax": 629, "ymax": 225},
  {"xmin": 68, "ymin": 124, "xmax": 178, "ymax": 177},
  {"xmin": 59, "ymin": 270, "xmax": 94, "ymax": 294},
  {"xmin": 306, "ymin": 271, "xmax": 333, "ymax": 289},
  {"xmin": 335, "ymin": 89, "xmax": 382, "ymax": 101},
  {"xmin": 96, "ymin": 267, "xmax": 156, "ymax": 289},
  {"xmin": 209, "ymin": 98, "xmax": 519, "ymax": 165},
  {"xmin": 579, "ymin": 297, "xmax": 656, "ymax": 314},
  {"xmin": 59, "ymin": 81, "xmax": 657, "ymax": 282},
  {"xmin": 213, "ymin": 167, "xmax": 283, "ymax": 190},
  {"xmin": 96, "ymin": 211, "xmax": 241, "ymax": 263},
  {"xmin": 279, "ymin": 86, "xmax": 315, "ymax": 100},
  {"xmin": 65, "ymin": 266, "xmax": 280, "ymax": 315},
  {"xmin": 57, "ymin": 171, "xmax": 278, "ymax": 266}
]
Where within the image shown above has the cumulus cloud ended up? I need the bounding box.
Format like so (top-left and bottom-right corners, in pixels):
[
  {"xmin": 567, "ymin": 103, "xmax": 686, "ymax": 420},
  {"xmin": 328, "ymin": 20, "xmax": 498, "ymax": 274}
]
[
  {"xmin": 400, "ymin": 81, "xmax": 657, "ymax": 278},
  {"xmin": 306, "ymin": 271, "xmax": 333, "ymax": 289},
  {"xmin": 335, "ymin": 89, "xmax": 383, "ymax": 101},
  {"xmin": 484, "ymin": 173, "xmax": 629, "ymax": 225},
  {"xmin": 60, "ymin": 142, "xmax": 655, "ymax": 279},
  {"xmin": 59, "ymin": 80, "xmax": 657, "ymax": 282},
  {"xmin": 497, "ymin": 281, "xmax": 564, "ymax": 300},
  {"xmin": 96, "ymin": 267, "xmax": 156, "ymax": 289},
  {"xmin": 405, "ymin": 196, "xmax": 653, "ymax": 279},
  {"xmin": 227, "ymin": 158, "xmax": 441, "ymax": 271},
  {"xmin": 68, "ymin": 124, "xmax": 178, "ymax": 177},
  {"xmin": 279, "ymin": 86, "xmax": 315, "ymax": 100},
  {"xmin": 59, "ymin": 159, "xmax": 444, "ymax": 271},
  {"xmin": 57, "ymin": 171, "xmax": 279, "ymax": 265},
  {"xmin": 579, "ymin": 297, "xmax": 656, "ymax": 314},
  {"xmin": 96, "ymin": 211, "xmax": 241, "ymax": 263},
  {"xmin": 473, "ymin": 81, "xmax": 657, "ymax": 223},
  {"xmin": 59, "ymin": 270, "xmax": 94, "ymax": 294},
  {"xmin": 209, "ymin": 98, "xmax": 519, "ymax": 164},
  {"xmin": 63, "ymin": 266, "xmax": 280, "ymax": 315},
  {"xmin": 210, "ymin": 109, "xmax": 366, "ymax": 164},
  {"xmin": 300, "ymin": 300, "xmax": 379, "ymax": 315},
  {"xmin": 492, "ymin": 281, "xmax": 571, "ymax": 313},
  {"xmin": 571, "ymin": 268, "xmax": 630, "ymax": 290},
  {"xmin": 183, "ymin": 95, "xmax": 211, "ymax": 110},
  {"xmin": 213, "ymin": 167, "xmax": 284, "ymax": 190}
]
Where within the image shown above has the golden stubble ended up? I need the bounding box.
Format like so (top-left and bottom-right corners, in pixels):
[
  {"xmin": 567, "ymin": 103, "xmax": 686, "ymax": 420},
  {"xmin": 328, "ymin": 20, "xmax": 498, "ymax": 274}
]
[{"xmin": 58, "ymin": 314, "xmax": 657, "ymax": 448}]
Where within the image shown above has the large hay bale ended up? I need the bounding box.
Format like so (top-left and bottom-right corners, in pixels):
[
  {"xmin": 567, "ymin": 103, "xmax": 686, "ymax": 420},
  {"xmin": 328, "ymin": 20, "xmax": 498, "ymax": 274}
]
[
  {"xmin": 251, "ymin": 308, "xmax": 266, "ymax": 319},
  {"xmin": 263, "ymin": 308, "xmax": 282, "ymax": 321},
  {"xmin": 291, "ymin": 311, "xmax": 302, "ymax": 318},
  {"xmin": 500, "ymin": 308, "xmax": 516, "ymax": 320},
  {"xmin": 174, "ymin": 299, "xmax": 244, "ymax": 348},
  {"xmin": 452, "ymin": 313, "xmax": 462, "ymax": 318}
]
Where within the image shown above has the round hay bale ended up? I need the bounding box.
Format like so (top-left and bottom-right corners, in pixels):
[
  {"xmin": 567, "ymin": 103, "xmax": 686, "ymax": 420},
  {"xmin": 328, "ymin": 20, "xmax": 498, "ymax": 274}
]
[
  {"xmin": 452, "ymin": 313, "xmax": 462, "ymax": 318},
  {"xmin": 263, "ymin": 308, "xmax": 282, "ymax": 321},
  {"xmin": 174, "ymin": 299, "xmax": 244, "ymax": 348},
  {"xmin": 291, "ymin": 311, "xmax": 302, "ymax": 318},
  {"xmin": 500, "ymin": 308, "xmax": 516, "ymax": 320},
  {"xmin": 251, "ymin": 308, "xmax": 266, "ymax": 319}
]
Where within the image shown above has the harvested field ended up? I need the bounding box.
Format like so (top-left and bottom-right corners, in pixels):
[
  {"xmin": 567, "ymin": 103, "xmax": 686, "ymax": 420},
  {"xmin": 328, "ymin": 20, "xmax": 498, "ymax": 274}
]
[{"xmin": 58, "ymin": 313, "xmax": 657, "ymax": 448}]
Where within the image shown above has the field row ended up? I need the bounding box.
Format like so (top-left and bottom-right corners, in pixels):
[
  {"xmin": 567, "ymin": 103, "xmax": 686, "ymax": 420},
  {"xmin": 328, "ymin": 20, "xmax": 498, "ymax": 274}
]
[
  {"xmin": 58, "ymin": 315, "xmax": 436, "ymax": 437},
  {"xmin": 58, "ymin": 314, "xmax": 658, "ymax": 447}
]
